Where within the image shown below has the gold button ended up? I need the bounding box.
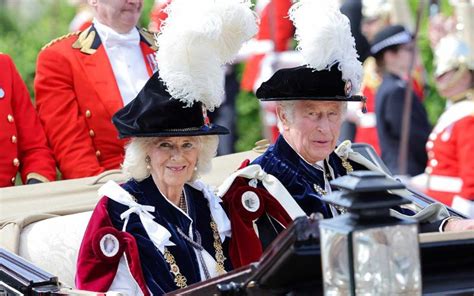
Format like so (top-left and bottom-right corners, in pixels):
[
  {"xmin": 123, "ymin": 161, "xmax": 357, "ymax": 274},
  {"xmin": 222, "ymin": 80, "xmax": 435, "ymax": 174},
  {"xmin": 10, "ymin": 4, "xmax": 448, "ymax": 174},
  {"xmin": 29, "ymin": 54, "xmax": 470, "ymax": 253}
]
[
  {"xmin": 7, "ymin": 114, "xmax": 14, "ymax": 123},
  {"xmin": 13, "ymin": 158, "xmax": 20, "ymax": 167},
  {"xmin": 85, "ymin": 110, "xmax": 91, "ymax": 118},
  {"xmin": 11, "ymin": 177, "xmax": 15, "ymax": 184},
  {"xmin": 11, "ymin": 135, "xmax": 17, "ymax": 143},
  {"xmin": 96, "ymin": 150, "xmax": 101, "ymax": 157},
  {"xmin": 89, "ymin": 129, "xmax": 95, "ymax": 137}
]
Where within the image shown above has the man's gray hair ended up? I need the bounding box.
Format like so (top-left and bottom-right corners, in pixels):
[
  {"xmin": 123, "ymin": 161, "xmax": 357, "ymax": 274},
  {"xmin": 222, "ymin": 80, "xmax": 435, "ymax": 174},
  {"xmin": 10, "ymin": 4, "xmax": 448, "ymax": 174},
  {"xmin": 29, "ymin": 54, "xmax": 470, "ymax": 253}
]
[{"xmin": 122, "ymin": 135, "xmax": 219, "ymax": 181}]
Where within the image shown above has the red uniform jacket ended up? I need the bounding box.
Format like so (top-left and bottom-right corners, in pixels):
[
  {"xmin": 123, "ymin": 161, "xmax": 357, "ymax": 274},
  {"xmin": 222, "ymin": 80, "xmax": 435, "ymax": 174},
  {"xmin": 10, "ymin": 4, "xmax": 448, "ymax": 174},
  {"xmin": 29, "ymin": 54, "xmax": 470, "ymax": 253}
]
[
  {"xmin": 425, "ymin": 99, "xmax": 474, "ymax": 206},
  {"xmin": 0, "ymin": 53, "xmax": 56, "ymax": 187},
  {"xmin": 35, "ymin": 26, "xmax": 158, "ymax": 179}
]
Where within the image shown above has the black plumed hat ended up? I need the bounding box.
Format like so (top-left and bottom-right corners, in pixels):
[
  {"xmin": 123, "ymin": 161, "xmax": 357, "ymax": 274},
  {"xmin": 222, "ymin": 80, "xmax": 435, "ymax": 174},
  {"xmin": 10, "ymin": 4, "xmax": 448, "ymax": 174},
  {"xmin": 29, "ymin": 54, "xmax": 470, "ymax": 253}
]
[
  {"xmin": 256, "ymin": 65, "xmax": 365, "ymax": 102},
  {"xmin": 112, "ymin": 71, "xmax": 228, "ymax": 138},
  {"xmin": 255, "ymin": 1, "xmax": 365, "ymax": 104}
]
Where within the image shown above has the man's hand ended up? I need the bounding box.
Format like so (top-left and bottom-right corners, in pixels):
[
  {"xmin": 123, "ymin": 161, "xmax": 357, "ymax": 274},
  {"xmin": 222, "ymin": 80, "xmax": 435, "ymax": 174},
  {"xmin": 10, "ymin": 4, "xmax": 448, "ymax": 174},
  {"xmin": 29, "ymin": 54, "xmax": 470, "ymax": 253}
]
[{"xmin": 444, "ymin": 218, "xmax": 474, "ymax": 232}]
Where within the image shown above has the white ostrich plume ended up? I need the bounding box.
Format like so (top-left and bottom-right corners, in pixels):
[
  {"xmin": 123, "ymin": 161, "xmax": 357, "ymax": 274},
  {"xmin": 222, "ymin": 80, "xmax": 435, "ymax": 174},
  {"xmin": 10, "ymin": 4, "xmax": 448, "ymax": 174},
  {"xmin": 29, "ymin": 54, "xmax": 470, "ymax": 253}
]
[
  {"xmin": 289, "ymin": 0, "xmax": 363, "ymax": 93},
  {"xmin": 156, "ymin": 0, "xmax": 258, "ymax": 111}
]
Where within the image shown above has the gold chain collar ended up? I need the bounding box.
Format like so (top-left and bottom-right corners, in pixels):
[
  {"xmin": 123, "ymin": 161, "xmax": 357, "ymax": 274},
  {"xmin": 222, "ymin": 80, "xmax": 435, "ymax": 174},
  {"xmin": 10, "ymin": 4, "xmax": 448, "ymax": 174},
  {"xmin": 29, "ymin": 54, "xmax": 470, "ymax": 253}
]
[{"xmin": 163, "ymin": 218, "xmax": 227, "ymax": 289}]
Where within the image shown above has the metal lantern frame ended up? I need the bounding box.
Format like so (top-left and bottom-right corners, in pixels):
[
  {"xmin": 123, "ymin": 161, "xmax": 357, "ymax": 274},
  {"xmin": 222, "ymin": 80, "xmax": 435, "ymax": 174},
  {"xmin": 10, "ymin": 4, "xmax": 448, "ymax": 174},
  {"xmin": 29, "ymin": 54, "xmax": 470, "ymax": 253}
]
[{"xmin": 319, "ymin": 171, "xmax": 422, "ymax": 296}]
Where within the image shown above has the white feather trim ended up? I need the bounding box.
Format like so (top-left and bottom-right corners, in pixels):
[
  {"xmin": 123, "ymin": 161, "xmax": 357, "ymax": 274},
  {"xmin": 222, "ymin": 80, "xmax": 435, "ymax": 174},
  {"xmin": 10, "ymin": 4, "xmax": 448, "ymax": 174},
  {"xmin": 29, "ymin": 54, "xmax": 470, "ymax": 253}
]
[
  {"xmin": 156, "ymin": 0, "xmax": 257, "ymax": 110},
  {"xmin": 289, "ymin": 0, "xmax": 363, "ymax": 93}
]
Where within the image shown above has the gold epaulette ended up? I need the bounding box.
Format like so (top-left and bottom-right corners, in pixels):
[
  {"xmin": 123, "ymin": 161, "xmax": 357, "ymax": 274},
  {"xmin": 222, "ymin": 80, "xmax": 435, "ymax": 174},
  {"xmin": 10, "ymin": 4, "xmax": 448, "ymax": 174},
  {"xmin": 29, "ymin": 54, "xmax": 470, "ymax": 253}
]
[
  {"xmin": 139, "ymin": 28, "xmax": 158, "ymax": 51},
  {"xmin": 252, "ymin": 139, "xmax": 270, "ymax": 154},
  {"xmin": 72, "ymin": 29, "xmax": 97, "ymax": 55},
  {"xmin": 41, "ymin": 31, "xmax": 80, "ymax": 51}
]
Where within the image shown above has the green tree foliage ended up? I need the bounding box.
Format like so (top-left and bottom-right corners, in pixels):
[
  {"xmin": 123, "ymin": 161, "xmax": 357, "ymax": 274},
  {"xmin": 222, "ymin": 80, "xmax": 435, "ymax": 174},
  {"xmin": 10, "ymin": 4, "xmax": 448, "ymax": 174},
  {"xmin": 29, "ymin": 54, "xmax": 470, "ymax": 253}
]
[
  {"xmin": 0, "ymin": 1, "xmax": 76, "ymax": 98},
  {"xmin": 235, "ymin": 88, "xmax": 263, "ymax": 152}
]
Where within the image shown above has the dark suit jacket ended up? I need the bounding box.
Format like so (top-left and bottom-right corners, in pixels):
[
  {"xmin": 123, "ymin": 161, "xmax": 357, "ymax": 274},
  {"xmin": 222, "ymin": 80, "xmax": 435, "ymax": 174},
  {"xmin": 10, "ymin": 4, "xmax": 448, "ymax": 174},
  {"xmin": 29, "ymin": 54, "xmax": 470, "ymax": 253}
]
[{"xmin": 375, "ymin": 73, "xmax": 431, "ymax": 176}]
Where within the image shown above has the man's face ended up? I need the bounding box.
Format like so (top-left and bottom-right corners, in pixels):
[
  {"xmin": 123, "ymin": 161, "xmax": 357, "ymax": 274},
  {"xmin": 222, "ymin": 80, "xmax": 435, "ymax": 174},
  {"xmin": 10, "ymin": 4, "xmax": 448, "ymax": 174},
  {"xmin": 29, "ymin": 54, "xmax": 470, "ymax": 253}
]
[
  {"xmin": 435, "ymin": 68, "xmax": 472, "ymax": 99},
  {"xmin": 278, "ymin": 100, "xmax": 345, "ymax": 163},
  {"xmin": 362, "ymin": 16, "xmax": 386, "ymax": 42},
  {"xmin": 383, "ymin": 42, "xmax": 414, "ymax": 78},
  {"xmin": 89, "ymin": 0, "xmax": 143, "ymax": 33}
]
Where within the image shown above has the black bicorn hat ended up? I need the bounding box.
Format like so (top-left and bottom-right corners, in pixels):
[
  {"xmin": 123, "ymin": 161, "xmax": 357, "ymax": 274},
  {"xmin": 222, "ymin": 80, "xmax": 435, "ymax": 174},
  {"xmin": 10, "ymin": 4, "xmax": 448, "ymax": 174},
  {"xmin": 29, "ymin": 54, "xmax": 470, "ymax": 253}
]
[
  {"xmin": 112, "ymin": 71, "xmax": 229, "ymax": 138},
  {"xmin": 256, "ymin": 65, "xmax": 365, "ymax": 102},
  {"xmin": 370, "ymin": 25, "xmax": 413, "ymax": 56}
]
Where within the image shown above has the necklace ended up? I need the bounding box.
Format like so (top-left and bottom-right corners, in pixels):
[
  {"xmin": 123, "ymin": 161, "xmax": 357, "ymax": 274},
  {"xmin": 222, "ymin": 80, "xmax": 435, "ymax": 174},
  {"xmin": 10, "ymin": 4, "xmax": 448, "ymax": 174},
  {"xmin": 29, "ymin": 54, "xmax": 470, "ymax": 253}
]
[{"xmin": 178, "ymin": 191, "xmax": 188, "ymax": 213}]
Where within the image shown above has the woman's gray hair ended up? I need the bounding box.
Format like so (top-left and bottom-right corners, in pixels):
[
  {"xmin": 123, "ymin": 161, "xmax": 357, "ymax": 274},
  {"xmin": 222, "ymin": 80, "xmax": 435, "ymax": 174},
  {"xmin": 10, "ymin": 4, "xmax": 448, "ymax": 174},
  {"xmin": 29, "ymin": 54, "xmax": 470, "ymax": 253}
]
[{"xmin": 122, "ymin": 135, "xmax": 219, "ymax": 182}]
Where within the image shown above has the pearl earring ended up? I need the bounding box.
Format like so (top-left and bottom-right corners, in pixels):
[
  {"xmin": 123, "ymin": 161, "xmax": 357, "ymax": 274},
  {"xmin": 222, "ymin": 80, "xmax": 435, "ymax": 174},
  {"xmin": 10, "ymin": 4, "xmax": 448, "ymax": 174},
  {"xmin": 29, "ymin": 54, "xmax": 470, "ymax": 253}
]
[{"xmin": 145, "ymin": 156, "xmax": 151, "ymax": 171}]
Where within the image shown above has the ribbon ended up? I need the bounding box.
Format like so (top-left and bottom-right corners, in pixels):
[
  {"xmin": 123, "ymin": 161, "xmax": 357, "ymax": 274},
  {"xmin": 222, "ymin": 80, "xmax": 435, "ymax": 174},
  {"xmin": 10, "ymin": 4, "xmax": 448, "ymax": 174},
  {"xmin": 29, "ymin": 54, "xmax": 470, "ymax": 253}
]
[
  {"xmin": 217, "ymin": 165, "xmax": 306, "ymax": 219},
  {"xmin": 98, "ymin": 180, "xmax": 175, "ymax": 254},
  {"xmin": 189, "ymin": 180, "xmax": 232, "ymax": 241}
]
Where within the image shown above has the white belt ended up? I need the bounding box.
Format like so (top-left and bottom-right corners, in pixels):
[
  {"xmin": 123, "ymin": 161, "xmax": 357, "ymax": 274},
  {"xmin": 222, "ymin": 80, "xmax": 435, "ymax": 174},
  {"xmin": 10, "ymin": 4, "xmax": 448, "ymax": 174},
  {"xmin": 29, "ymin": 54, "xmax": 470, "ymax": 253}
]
[
  {"xmin": 427, "ymin": 175, "xmax": 463, "ymax": 193},
  {"xmin": 358, "ymin": 112, "xmax": 376, "ymax": 128}
]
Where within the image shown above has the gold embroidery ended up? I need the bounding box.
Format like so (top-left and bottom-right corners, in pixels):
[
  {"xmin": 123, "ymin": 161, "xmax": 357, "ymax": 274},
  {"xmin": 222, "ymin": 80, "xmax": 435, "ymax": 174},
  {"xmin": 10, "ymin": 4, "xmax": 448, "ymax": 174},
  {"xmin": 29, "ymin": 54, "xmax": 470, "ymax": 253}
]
[
  {"xmin": 41, "ymin": 31, "xmax": 80, "ymax": 51},
  {"xmin": 139, "ymin": 28, "xmax": 158, "ymax": 51},
  {"xmin": 72, "ymin": 29, "xmax": 97, "ymax": 55}
]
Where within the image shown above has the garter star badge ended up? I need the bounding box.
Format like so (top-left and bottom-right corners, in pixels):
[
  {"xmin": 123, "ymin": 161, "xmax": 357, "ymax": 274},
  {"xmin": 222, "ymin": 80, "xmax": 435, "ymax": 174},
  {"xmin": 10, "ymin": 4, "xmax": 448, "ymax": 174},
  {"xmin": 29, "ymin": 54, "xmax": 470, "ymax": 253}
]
[{"xmin": 241, "ymin": 191, "xmax": 260, "ymax": 213}]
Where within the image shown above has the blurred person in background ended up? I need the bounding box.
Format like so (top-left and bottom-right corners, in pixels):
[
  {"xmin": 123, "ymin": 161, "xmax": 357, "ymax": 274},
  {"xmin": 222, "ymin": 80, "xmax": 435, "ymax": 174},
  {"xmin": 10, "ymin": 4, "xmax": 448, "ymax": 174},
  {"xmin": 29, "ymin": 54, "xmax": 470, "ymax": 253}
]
[
  {"xmin": 343, "ymin": 0, "xmax": 425, "ymax": 155},
  {"xmin": 0, "ymin": 53, "xmax": 56, "ymax": 187},
  {"xmin": 35, "ymin": 0, "xmax": 158, "ymax": 180},
  {"xmin": 371, "ymin": 25, "xmax": 431, "ymax": 176},
  {"xmin": 419, "ymin": 0, "xmax": 474, "ymax": 217}
]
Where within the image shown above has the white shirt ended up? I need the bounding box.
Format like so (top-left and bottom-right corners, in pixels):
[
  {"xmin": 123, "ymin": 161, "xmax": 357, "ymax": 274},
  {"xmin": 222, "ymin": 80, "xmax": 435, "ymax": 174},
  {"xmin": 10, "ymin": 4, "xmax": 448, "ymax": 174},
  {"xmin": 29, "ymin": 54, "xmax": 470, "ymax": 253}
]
[{"xmin": 93, "ymin": 19, "xmax": 150, "ymax": 106}]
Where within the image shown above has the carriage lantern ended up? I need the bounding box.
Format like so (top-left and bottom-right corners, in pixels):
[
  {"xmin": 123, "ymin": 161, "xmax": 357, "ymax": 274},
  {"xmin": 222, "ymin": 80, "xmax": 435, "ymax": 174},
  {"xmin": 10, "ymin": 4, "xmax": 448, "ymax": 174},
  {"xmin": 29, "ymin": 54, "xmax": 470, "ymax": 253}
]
[{"xmin": 319, "ymin": 171, "xmax": 421, "ymax": 295}]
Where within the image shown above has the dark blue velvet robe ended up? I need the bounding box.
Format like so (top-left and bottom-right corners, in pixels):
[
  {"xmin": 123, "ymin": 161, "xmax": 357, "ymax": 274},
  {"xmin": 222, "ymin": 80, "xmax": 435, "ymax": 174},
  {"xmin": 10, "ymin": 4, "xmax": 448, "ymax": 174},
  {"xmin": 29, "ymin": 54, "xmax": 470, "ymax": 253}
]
[
  {"xmin": 252, "ymin": 135, "xmax": 366, "ymax": 218},
  {"xmin": 251, "ymin": 135, "xmax": 441, "ymax": 239},
  {"xmin": 107, "ymin": 176, "xmax": 232, "ymax": 295}
]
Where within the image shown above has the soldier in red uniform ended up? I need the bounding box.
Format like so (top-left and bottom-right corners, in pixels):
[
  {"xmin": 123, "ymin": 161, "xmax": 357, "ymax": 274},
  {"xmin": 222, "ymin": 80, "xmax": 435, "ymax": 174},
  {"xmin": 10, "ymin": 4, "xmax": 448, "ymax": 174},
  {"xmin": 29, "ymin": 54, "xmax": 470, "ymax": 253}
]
[
  {"xmin": 0, "ymin": 53, "xmax": 56, "ymax": 187},
  {"xmin": 424, "ymin": 32, "xmax": 474, "ymax": 217},
  {"xmin": 35, "ymin": 0, "xmax": 158, "ymax": 179}
]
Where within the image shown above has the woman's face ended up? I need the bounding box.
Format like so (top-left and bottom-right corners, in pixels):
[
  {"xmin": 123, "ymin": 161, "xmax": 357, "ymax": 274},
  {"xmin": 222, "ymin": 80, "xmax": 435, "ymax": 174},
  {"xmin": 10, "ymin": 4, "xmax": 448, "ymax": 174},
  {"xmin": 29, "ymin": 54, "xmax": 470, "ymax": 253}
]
[{"xmin": 148, "ymin": 137, "xmax": 200, "ymax": 190}]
